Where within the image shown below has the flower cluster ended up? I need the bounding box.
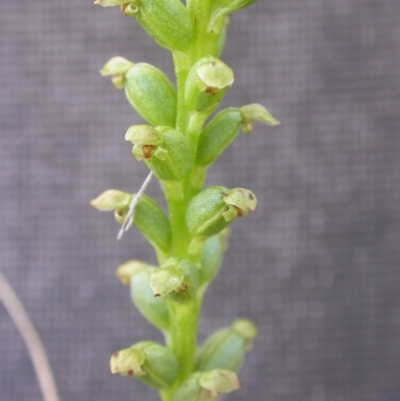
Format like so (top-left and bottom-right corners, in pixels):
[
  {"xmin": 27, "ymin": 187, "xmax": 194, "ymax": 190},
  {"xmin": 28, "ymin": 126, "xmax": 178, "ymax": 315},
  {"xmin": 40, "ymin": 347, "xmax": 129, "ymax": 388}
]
[{"xmin": 90, "ymin": 1, "xmax": 278, "ymax": 400}]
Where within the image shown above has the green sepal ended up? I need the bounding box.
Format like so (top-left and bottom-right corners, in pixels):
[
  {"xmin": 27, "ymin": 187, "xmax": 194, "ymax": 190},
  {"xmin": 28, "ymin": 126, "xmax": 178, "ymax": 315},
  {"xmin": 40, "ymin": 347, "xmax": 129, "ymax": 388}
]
[
  {"xmin": 167, "ymin": 258, "xmax": 199, "ymax": 304},
  {"xmin": 223, "ymin": 188, "xmax": 257, "ymax": 218},
  {"xmin": 110, "ymin": 347, "xmax": 146, "ymax": 376},
  {"xmin": 198, "ymin": 369, "xmax": 241, "ymax": 396},
  {"xmin": 126, "ymin": 125, "xmax": 192, "ymax": 181},
  {"xmin": 113, "ymin": 193, "xmax": 171, "ymax": 256},
  {"xmin": 240, "ymin": 103, "xmax": 280, "ymax": 133},
  {"xmin": 116, "ymin": 261, "xmax": 170, "ymax": 330},
  {"xmin": 173, "ymin": 370, "xmax": 240, "ymax": 401},
  {"xmin": 150, "ymin": 263, "xmax": 185, "ymax": 298},
  {"xmin": 196, "ymin": 108, "xmax": 243, "ymax": 166},
  {"xmin": 185, "ymin": 57, "xmax": 233, "ymax": 114},
  {"xmin": 89, "ymin": 189, "xmax": 131, "ymax": 211},
  {"xmin": 122, "ymin": 0, "xmax": 193, "ymax": 53},
  {"xmin": 195, "ymin": 319, "xmax": 258, "ymax": 372},
  {"xmin": 111, "ymin": 341, "xmax": 179, "ymax": 389},
  {"xmin": 99, "ymin": 56, "xmax": 134, "ymax": 88},
  {"xmin": 150, "ymin": 258, "xmax": 199, "ymax": 304},
  {"xmin": 94, "ymin": 0, "xmax": 126, "ymax": 6}
]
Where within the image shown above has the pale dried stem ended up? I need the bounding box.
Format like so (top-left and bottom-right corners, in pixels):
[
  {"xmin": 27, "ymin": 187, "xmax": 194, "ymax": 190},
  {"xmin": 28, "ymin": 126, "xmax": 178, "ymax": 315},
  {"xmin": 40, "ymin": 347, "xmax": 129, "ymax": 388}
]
[{"xmin": 0, "ymin": 270, "xmax": 61, "ymax": 401}]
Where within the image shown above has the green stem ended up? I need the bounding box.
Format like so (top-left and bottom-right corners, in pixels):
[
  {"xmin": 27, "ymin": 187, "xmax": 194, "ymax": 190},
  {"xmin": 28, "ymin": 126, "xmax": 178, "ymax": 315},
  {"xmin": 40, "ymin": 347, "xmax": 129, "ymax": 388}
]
[
  {"xmin": 158, "ymin": 4, "xmax": 223, "ymax": 401},
  {"xmin": 161, "ymin": 181, "xmax": 190, "ymax": 258},
  {"xmin": 160, "ymin": 300, "xmax": 199, "ymax": 401}
]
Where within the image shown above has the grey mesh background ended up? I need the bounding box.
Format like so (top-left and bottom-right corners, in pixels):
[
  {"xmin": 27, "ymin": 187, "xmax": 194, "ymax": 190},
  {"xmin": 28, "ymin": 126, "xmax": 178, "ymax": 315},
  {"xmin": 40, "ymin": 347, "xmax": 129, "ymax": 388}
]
[{"xmin": 1, "ymin": 1, "xmax": 400, "ymax": 400}]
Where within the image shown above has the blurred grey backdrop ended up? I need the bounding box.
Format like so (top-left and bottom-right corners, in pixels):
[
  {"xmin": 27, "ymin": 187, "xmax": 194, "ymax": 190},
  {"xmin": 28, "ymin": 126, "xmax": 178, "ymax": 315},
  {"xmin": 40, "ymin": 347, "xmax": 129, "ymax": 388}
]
[{"xmin": 1, "ymin": 1, "xmax": 400, "ymax": 400}]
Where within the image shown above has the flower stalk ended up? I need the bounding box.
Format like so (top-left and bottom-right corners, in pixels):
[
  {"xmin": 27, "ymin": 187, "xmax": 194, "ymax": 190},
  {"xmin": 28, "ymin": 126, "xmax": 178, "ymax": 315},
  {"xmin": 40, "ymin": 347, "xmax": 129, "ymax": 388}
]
[{"xmin": 91, "ymin": 1, "xmax": 279, "ymax": 400}]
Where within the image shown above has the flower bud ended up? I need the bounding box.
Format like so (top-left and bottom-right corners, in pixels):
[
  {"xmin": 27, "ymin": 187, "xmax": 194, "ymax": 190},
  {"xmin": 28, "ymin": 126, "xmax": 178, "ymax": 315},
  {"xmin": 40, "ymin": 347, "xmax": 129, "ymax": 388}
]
[
  {"xmin": 89, "ymin": 189, "xmax": 131, "ymax": 211},
  {"xmin": 195, "ymin": 319, "xmax": 258, "ymax": 372},
  {"xmin": 196, "ymin": 108, "xmax": 243, "ymax": 166},
  {"xmin": 173, "ymin": 370, "xmax": 240, "ymax": 401},
  {"xmin": 126, "ymin": 125, "xmax": 192, "ymax": 181},
  {"xmin": 185, "ymin": 186, "xmax": 257, "ymax": 237},
  {"xmin": 199, "ymin": 230, "xmax": 228, "ymax": 285},
  {"xmin": 196, "ymin": 104, "xmax": 279, "ymax": 167},
  {"xmin": 124, "ymin": 63, "xmax": 177, "ymax": 127},
  {"xmin": 116, "ymin": 261, "xmax": 170, "ymax": 329},
  {"xmin": 121, "ymin": 0, "xmax": 193, "ymax": 53},
  {"xmin": 185, "ymin": 57, "xmax": 233, "ymax": 114},
  {"xmin": 150, "ymin": 258, "xmax": 198, "ymax": 303},
  {"xmin": 110, "ymin": 341, "xmax": 179, "ymax": 389}
]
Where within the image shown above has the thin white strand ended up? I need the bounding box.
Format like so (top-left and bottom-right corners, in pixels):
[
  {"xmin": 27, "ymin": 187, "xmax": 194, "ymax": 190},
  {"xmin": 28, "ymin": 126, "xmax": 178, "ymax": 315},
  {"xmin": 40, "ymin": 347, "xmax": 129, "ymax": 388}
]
[
  {"xmin": 117, "ymin": 171, "xmax": 153, "ymax": 240},
  {"xmin": 0, "ymin": 270, "xmax": 61, "ymax": 401}
]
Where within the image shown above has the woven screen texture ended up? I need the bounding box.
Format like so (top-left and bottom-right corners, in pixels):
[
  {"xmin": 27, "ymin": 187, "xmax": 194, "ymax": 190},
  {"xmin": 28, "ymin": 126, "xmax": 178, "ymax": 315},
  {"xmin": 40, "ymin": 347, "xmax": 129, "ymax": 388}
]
[{"xmin": 1, "ymin": 1, "xmax": 400, "ymax": 401}]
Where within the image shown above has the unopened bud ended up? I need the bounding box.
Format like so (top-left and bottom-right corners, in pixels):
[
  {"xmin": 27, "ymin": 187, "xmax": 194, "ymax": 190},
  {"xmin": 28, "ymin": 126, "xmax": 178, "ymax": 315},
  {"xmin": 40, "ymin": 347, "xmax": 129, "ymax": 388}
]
[
  {"xmin": 126, "ymin": 125, "xmax": 192, "ymax": 181},
  {"xmin": 111, "ymin": 341, "xmax": 179, "ymax": 389},
  {"xmin": 185, "ymin": 57, "xmax": 233, "ymax": 114},
  {"xmin": 186, "ymin": 186, "xmax": 257, "ymax": 237},
  {"xmin": 195, "ymin": 319, "xmax": 258, "ymax": 372},
  {"xmin": 89, "ymin": 189, "xmax": 131, "ymax": 211},
  {"xmin": 121, "ymin": 0, "xmax": 193, "ymax": 53},
  {"xmin": 196, "ymin": 108, "xmax": 243, "ymax": 166},
  {"xmin": 124, "ymin": 63, "xmax": 177, "ymax": 127}
]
